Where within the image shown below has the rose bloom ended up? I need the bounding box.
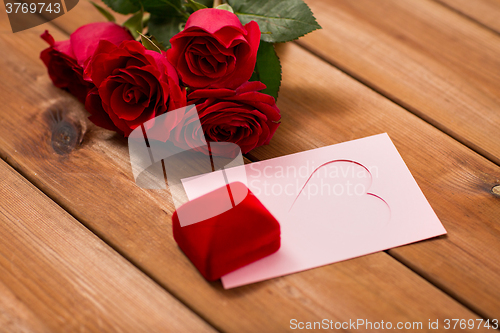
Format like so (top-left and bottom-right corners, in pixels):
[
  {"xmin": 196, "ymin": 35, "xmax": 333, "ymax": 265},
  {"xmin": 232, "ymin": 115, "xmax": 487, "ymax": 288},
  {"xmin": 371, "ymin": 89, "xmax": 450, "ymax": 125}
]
[
  {"xmin": 167, "ymin": 8, "xmax": 260, "ymax": 89},
  {"xmin": 85, "ymin": 40, "xmax": 187, "ymax": 136},
  {"xmin": 40, "ymin": 22, "xmax": 133, "ymax": 103},
  {"xmin": 187, "ymin": 81, "xmax": 281, "ymax": 154}
]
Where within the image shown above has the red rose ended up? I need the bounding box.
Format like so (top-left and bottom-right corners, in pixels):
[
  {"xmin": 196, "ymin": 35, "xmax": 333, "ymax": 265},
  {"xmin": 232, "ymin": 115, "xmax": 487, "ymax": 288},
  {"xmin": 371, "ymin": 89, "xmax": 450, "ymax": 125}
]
[
  {"xmin": 70, "ymin": 22, "xmax": 134, "ymax": 68},
  {"xmin": 167, "ymin": 8, "xmax": 260, "ymax": 89},
  {"xmin": 187, "ymin": 81, "xmax": 281, "ymax": 154},
  {"xmin": 40, "ymin": 22, "xmax": 133, "ymax": 103},
  {"xmin": 40, "ymin": 31, "xmax": 93, "ymax": 103},
  {"xmin": 85, "ymin": 40, "xmax": 187, "ymax": 136}
]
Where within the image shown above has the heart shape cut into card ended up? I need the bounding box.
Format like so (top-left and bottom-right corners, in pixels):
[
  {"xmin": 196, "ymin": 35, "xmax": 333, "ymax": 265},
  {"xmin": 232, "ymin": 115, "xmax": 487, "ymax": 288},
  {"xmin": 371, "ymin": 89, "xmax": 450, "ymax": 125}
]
[
  {"xmin": 179, "ymin": 133, "xmax": 446, "ymax": 289},
  {"xmin": 289, "ymin": 160, "xmax": 391, "ymax": 237}
]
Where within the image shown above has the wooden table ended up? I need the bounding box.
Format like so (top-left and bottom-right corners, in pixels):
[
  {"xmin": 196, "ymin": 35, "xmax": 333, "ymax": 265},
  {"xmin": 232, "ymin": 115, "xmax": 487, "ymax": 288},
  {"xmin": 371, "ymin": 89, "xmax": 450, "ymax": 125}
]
[{"xmin": 1, "ymin": 0, "xmax": 499, "ymax": 331}]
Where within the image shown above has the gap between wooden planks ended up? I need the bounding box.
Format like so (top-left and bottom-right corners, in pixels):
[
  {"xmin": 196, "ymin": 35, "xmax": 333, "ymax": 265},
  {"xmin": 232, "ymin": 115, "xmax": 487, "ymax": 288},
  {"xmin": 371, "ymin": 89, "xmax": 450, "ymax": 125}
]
[
  {"xmin": 299, "ymin": 0, "xmax": 500, "ymax": 167},
  {"xmin": 294, "ymin": 0, "xmax": 500, "ymax": 317},
  {"xmin": 0, "ymin": 2, "xmax": 498, "ymax": 331},
  {"xmin": 433, "ymin": 0, "xmax": 500, "ymax": 35},
  {"xmin": 251, "ymin": 42, "xmax": 500, "ymax": 320},
  {"xmin": 0, "ymin": 159, "xmax": 217, "ymax": 332}
]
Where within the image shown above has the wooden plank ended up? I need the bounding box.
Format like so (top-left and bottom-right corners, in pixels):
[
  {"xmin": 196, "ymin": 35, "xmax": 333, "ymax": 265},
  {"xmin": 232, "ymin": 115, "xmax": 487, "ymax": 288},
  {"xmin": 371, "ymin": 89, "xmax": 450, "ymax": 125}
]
[
  {"xmin": 252, "ymin": 41, "xmax": 500, "ymax": 319},
  {"xmin": 434, "ymin": 0, "xmax": 500, "ymax": 34},
  {"xmin": 0, "ymin": 278, "xmax": 51, "ymax": 333},
  {"xmin": 298, "ymin": 0, "xmax": 500, "ymax": 166},
  {"xmin": 255, "ymin": 43, "xmax": 500, "ymax": 320},
  {"xmin": 0, "ymin": 9, "xmax": 490, "ymax": 333},
  {"xmin": 54, "ymin": 0, "xmax": 129, "ymax": 25},
  {"xmin": 0, "ymin": 159, "xmax": 216, "ymax": 332}
]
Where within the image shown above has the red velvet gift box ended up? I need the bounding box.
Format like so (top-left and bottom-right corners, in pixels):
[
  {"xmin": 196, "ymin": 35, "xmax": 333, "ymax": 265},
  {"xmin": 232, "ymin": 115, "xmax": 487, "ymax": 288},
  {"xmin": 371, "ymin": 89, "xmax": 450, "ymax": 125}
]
[{"xmin": 172, "ymin": 182, "xmax": 281, "ymax": 281}]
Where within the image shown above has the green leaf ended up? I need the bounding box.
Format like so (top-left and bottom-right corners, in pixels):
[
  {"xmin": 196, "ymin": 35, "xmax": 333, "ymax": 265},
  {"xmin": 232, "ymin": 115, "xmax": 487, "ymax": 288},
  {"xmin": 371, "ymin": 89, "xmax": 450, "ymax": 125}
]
[
  {"xmin": 186, "ymin": 0, "xmax": 207, "ymax": 11},
  {"xmin": 123, "ymin": 9, "xmax": 143, "ymax": 39},
  {"xmin": 227, "ymin": 0, "xmax": 321, "ymax": 43},
  {"xmin": 89, "ymin": 1, "xmax": 116, "ymax": 22},
  {"xmin": 142, "ymin": 12, "xmax": 150, "ymax": 27},
  {"xmin": 250, "ymin": 41, "xmax": 281, "ymax": 99},
  {"xmin": 196, "ymin": 0, "xmax": 212, "ymax": 7},
  {"xmin": 139, "ymin": 32, "xmax": 162, "ymax": 53},
  {"xmin": 150, "ymin": 35, "xmax": 167, "ymax": 51},
  {"xmin": 147, "ymin": 13, "xmax": 185, "ymax": 49},
  {"xmin": 101, "ymin": 0, "xmax": 141, "ymax": 14},
  {"xmin": 215, "ymin": 3, "xmax": 233, "ymax": 13},
  {"xmin": 142, "ymin": 0, "xmax": 189, "ymax": 19}
]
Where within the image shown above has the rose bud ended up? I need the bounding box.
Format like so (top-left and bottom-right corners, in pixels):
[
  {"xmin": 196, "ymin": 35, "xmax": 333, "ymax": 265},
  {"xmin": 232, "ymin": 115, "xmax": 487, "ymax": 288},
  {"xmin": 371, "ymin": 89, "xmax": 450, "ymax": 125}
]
[
  {"xmin": 85, "ymin": 40, "xmax": 187, "ymax": 136},
  {"xmin": 70, "ymin": 22, "xmax": 135, "ymax": 68},
  {"xmin": 167, "ymin": 8, "xmax": 260, "ymax": 89},
  {"xmin": 187, "ymin": 81, "xmax": 281, "ymax": 154},
  {"xmin": 40, "ymin": 22, "xmax": 134, "ymax": 103},
  {"xmin": 40, "ymin": 31, "xmax": 94, "ymax": 103}
]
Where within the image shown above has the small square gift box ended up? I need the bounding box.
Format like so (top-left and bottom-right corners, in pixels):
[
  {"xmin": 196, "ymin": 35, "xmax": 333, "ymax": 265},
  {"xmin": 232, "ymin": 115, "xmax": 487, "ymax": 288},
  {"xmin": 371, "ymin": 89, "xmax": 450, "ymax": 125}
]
[
  {"xmin": 128, "ymin": 105, "xmax": 281, "ymax": 281},
  {"xmin": 172, "ymin": 182, "xmax": 280, "ymax": 281}
]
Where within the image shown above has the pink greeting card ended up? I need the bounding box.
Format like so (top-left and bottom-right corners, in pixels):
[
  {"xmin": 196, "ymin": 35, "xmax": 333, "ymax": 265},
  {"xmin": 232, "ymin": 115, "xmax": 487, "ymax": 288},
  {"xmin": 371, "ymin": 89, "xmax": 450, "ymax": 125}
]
[{"xmin": 182, "ymin": 133, "xmax": 446, "ymax": 288}]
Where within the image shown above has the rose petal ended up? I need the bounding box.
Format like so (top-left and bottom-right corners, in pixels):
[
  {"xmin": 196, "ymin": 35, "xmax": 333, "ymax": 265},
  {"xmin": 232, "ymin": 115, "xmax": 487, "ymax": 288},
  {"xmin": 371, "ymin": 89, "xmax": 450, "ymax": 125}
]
[
  {"xmin": 70, "ymin": 22, "xmax": 133, "ymax": 67},
  {"xmin": 183, "ymin": 8, "xmax": 245, "ymax": 37},
  {"xmin": 85, "ymin": 88, "xmax": 119, "ymax": 132}
]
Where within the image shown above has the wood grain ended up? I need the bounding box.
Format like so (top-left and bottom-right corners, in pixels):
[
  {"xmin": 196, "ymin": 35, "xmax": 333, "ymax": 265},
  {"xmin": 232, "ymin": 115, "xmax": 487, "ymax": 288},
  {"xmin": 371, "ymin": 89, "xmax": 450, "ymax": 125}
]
[
  {"xmin": 434, "ymin": 0, "xmax": 500, "ymax": 34},
  {"xmin": 299, "ymin": 0, "xmax": 500, "ymax": 166},
  {"xmin": 0, "ymin": 279, "xmax": 51, "ymax": 333},
  {"xmin": 254, "ymin": 43, "xmax": 500, "ymax": 320},
  {"xmin": 0, "ymin": 159, "xmax": 216, "ymax": 333},
  {"xmin": 0, "ymin": 8, "xmax": 490, "ymax": 333}
]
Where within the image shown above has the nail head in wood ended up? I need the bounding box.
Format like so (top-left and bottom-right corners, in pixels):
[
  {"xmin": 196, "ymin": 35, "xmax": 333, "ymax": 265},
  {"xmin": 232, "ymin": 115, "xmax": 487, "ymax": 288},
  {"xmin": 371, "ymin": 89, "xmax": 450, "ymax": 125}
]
[{"xmin": 492, "ymin": 185, "xmax": 500, "ymax": 197}]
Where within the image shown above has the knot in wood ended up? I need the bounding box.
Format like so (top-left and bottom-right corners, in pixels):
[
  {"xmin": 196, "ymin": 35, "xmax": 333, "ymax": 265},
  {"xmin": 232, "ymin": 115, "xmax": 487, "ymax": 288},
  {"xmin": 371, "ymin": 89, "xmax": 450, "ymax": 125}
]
[
  {"xmin": 492, "ymin": 185, "xmax": 500, "ymax": 197},
  {"xmin": 51, "ymin": 120, "xmax": 79, "ymax": 155}
]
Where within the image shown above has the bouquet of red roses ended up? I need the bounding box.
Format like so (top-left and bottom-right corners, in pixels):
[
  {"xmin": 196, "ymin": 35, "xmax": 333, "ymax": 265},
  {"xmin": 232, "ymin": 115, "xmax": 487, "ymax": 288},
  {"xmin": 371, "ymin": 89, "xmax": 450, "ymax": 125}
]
[{"xmin": 41, "ymin": 0, "xmax": 320, "ymax": 153}]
